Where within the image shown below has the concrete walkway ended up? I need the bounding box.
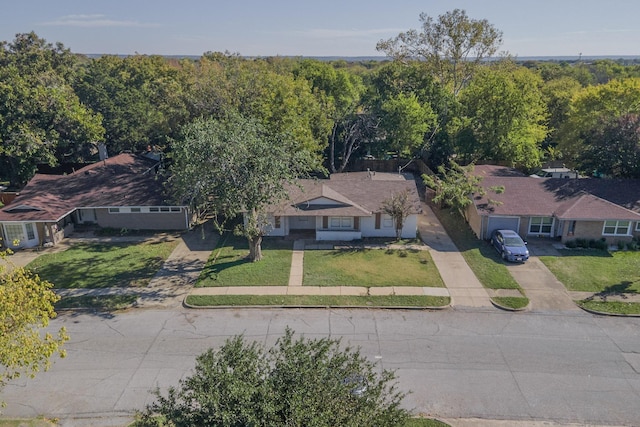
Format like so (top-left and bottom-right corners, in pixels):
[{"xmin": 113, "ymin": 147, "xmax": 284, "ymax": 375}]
[
  {"xmin": 136, "ymin": 223, "xmax": 219, "ymax": 308},
  {"xmin": 418, "ymin": 203, "xmax": 494, "ymax": 308}
]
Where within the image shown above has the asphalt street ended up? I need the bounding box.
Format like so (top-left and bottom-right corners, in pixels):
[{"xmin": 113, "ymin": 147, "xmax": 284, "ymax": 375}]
[{"xmin": 2, "ymin": 308, "xmax": 640, "ymax": 427}]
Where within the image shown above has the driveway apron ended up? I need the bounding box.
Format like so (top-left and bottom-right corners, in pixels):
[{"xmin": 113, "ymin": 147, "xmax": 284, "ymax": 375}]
[{"xmin": 505, "ymin": 257, "xmax": 580, "ymax": 311}]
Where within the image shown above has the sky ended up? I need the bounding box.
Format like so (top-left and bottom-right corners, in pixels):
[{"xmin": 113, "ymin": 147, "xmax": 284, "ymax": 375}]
[{"xmin": 2, "ymin": 0, "xmax": 640, "ymax": 58}]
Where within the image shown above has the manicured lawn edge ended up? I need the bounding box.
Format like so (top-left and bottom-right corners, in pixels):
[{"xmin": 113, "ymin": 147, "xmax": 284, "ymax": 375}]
[
  {"xmin": 56, "ymin": 294, "xmax": 139, "ymax": 311},
  {"xmin": 185, "ymin": 294, "xmax": 450, "ymax": 308},
  {"xmin": 577, "ymin": 300, "xmax": 640, "ymax": 317},
  {"xmin": 491, "ymin": 296, "xmax": 530, "ymax": 311}
]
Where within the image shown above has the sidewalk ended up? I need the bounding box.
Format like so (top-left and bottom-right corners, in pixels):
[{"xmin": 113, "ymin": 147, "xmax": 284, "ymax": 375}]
[{"xmin": 418, "ymin": 203, "xmax": 494, "ymax": 308}]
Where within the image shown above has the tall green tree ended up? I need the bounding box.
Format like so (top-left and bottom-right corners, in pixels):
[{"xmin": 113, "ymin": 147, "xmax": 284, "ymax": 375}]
[
  {"xmin": 377, "ymin": 9, "xmax": 503, "ymax": 97},
  {"xmin": 558, "ymin": 77, "xmax": 640, "ymax": 165},
  {"xmin": 458, "ymin": 62, "xmax": 547, "ymax": 168},
  {"xmin": 168, "ymin": 113, "xmax": 318, "ymax": 261},
  {"xmin": 75, "ymin": 54, "xmax": 187, "ymax": 155},
  {"xmin": 579, "ymin": 114, "xmax": 640, "ymax": 178},
  {"xmin": 137, "ymin": 329, "xmax": 408, "ymax": 427},
  {"xmin": 0, "ymin": 250, "xmax": 69, "ymax": 396},
  {"xmin": 0, "ymin": 33, "xmax": 104, "ymax": 185},
  {"xmin": 294, "ymin": 59, "xmax": 368, "ymax": 172}
]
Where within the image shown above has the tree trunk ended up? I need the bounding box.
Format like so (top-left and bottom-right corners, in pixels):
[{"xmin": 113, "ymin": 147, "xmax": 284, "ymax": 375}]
[{"xmin": 248, "ymin": 235, "xmax": 263, "ymax": 262}]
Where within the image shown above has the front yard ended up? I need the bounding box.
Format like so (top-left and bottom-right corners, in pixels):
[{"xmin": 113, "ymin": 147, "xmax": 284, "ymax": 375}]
[
  {"xmin": 196, "ymin": 234, "xmax": 293, "ymax": 287},
  {"xmin": 27, "ymin": 239, "xmax": 179, "ymax": 288},
  {"xmin": 303, "ymin": 247, "xmax": 444, "ymax": 287},
  {"xmin": 540, "ymin": 250, "xmax": 640, "ymax": 315}
]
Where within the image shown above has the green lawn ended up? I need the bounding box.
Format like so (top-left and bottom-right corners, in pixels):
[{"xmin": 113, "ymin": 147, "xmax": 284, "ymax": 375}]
[
  {"xmin": 27, "ymin": 240, "xmax": 179, "ymax": 288},
  {"xmin": 540, "ymin": 250, "xmax": 640, "ymax": 315},
  {"xmin": 540, "ymin": 250, "xmax": 640, "ymax": 293},
  {"xmin": 434, "ymin": 207, "xmax": 521, "ymax": 290},
  {"xmin": 55, "ymin": 294, "xmax": 138, "ymax": 311},
  {"xmin": 196, "ymin": 234, "xmax": 293, "ymax": 287},
  {"xmin": 186, "ymin": 294, "xmax": 450, "ymax": 308},
  {"xmin": 303, "ymin": 247, "xmax": 444, "ymax": 287}
]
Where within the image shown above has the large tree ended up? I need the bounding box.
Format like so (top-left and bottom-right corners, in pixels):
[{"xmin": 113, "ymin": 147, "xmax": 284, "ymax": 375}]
[
  {"xmin": 458, "ymin": 61, "xmax": 547, "ymax": 169},
  {"xmin": 168, "ymin": 113, "xmax": 318, "ymax": 261},
  {"xmin": 579, "ymin": 114, "xmax": 640, "ymax": 178},
  {"xmin": 0, "ymin": 250, "xmax": 68, "ymax": 395},
  {"xmin": 137, "ymin": 328, "xmax": 408, "ymax": 427},
  {"xmin": 377, "ymin": 9, "xmax": 503, "ymax": 97},
  {"xmin": 557, "ymin": 77, "xmax": 640, "ymax": 165},
  {"xmin": 0, "ymin": 33, "xmax": 104, "ymax": 186},
  {"xmin": 74, "ymin": 54, "xmax": 188, "ymax": 155}
]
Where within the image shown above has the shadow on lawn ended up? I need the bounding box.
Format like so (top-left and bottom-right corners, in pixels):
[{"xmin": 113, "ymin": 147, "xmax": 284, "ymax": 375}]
[
  {"xmin": 31, "ymin": 253, "xmax": 166, "ymax": 289},
  {"xmin": 587, "ymin": 281, "xmax": 638, "ymax": 301}
]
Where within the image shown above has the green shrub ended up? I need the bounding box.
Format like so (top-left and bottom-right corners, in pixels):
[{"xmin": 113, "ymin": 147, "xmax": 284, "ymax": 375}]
[
  {"xmin": 398, "ymin": 250, "xmax": 408, "ymax": 258},
  {"xmin": 575, "ymin": 238, "xmax": 589, "ymax": 248},
  {"xmin": 591, "ymin": 239, "xmax": 608, "ymax": 250},
  {"xmin": 565, "ymin": 239, "xmax": 577, "ymax": 249},
  {"xmin": 627, "ymin": 240, "xmax": 639, "ymax": 251},
  {"xmin": 617, "ymin": 240, "xmax": 626, "ymax": 251}
]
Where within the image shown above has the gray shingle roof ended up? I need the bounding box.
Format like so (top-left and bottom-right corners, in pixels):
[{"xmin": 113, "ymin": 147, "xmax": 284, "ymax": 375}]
[{"xmin": 0, "ymin": 154, "xmax": 171, "ymax": 222}]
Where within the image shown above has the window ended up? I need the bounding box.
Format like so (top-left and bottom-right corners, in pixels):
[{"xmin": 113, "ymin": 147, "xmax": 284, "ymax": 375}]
[
  {"xmin": 382, "ymin": 214, "xmax": 394, "ymax": 228},
  {"xmin": 529, "ymin": 217, "xmax": 553, "ymax": 234},
  {"xmin": 150, "ymin": 207, "xmax": 160, "ymax": 213},
  {"xmin": 4, "ymin": 224, "xmax": 25, "ymax": 244},
  {"xmin": 130, "ymin": 207, "xmax": 141, "ymax": 213},
  {"xmin": 602, "ymin": 220, "xmax": 630, "ymax": 236},
  {"xmin": 108, "ymin": 208, "xmax": 120, "ymax": 213},
  {"xmin": 636, "ymin": 222, "xmax": 640, "ymax": 231},
  {"xmin": 160, "ymin": 207, "xmax": 170, "ymax": 212},
  {"xmin": 329, "ymin": 216, "xmax": 353, "ymax": 229},
  {"xmin": 274, "ymin": 216, "xmax": 281, "ymax": 229},
  {"xmin": 25, "ymin": 223, "xmax": 35, "ymax": 240},
  {"xmin": 170, "ymin": 207, "xmax": 181, "ymax": 212}
]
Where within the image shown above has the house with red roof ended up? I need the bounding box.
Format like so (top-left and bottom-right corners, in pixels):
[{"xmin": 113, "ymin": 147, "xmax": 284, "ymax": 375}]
[
  {"xmin": 0, "ymin": 153, "xmax": 190, "ymax": 249},
  {"xmin": 467, "ymin": 165, "xmax": 640, "ymax": 243},
  {"xmin": 257, "ymin": 171, "xmax": 422, "ymax": 241}
]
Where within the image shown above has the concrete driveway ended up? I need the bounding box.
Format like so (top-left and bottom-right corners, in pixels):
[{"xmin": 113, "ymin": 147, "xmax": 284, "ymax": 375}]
[{"xmin": 504, "ymin": 239, "xmax": 580, "ymax": 312}]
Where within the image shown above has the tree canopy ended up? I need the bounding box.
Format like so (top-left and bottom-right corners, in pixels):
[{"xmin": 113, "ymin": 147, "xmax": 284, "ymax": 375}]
[
  {"xmin": 0, "ymin": 250, "xmax": 68, "ymax": 395},
  {"xmin": 377, "ymin": 9, "xmax": 503, "ymax": 96},
  {"xmin": 167, "ymin": 113, "xmax": 319, "ymax": 261},
  {"xmin": 137, "ymin": 328, "xmax": 408, "ymax": 427}
]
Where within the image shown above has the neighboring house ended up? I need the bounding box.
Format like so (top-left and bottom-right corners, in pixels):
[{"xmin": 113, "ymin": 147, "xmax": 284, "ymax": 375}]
[
  {"xmin": 0, "ymin": 153, "xmax": 190, "ymax": 249},
  {"xmin": 258, "ymin": 171, "xmax": 422, "ymax": 241},
  {"xmin": 467, "ymin": 165, "xmax": 640, "ymax": 243}
]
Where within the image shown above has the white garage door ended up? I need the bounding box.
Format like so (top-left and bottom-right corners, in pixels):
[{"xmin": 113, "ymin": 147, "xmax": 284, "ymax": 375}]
[{"xmin": 486, "ymin": 216, "xmax": 520, "ymax": 239}]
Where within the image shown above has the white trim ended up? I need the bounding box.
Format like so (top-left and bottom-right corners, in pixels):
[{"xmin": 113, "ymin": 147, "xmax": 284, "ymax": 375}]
[
  {"xmin": 528, "ymin": 216, "xmax": 554, "ymax": 235},
  {"xmin": 107, "ymin": 206, "xmax": 183, "ymax": 214},
  {"xmin": 602, "ymin": 220, "xmax": 631, "ymax": 236}
]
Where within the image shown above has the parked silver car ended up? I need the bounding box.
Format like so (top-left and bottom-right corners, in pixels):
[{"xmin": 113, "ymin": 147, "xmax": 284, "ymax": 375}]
[{"xmin": 491, "ymin": 229, "xmax": 529, "ymax": 262}]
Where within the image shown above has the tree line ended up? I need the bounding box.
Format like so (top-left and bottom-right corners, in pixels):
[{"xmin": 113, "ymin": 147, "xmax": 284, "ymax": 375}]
[{"xmin": 2, "ymin": 11, "xmax": 640, "ymax": 188}]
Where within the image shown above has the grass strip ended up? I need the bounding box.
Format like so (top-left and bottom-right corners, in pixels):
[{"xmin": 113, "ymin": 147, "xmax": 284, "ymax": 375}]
[
  {"xmin": 56, "ymin": 294, "xmax": 138, "ymax": 311},
  {"xmin": 405, "ymin": 419, "xmax": 451, "ymax": 427},
  {"xmin": 186, "ymin": 294, "xmax": 450, "ymax": 308},
  {"xmin": 577, "ymin": 300, "xmax": 640, "ymax": 315},
  {"xmin": 492, "ymin": 296, "xmax": 529, "ymax": 310}
]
